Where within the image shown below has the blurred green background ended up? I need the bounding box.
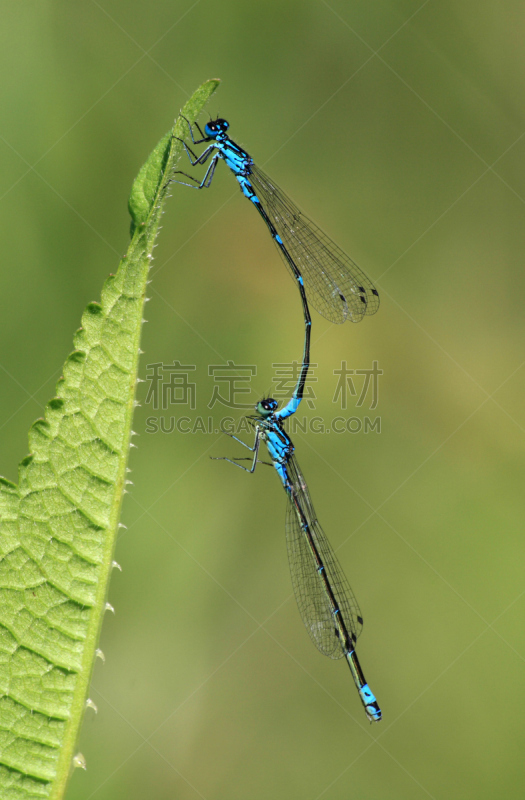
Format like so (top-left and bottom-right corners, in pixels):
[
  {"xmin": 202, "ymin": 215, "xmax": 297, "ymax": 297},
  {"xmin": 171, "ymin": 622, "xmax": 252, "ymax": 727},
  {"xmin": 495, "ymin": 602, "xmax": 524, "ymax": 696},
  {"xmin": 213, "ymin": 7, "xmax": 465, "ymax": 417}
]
[{"xmin": 1, "ymin": 2, "xmax": 524, "ymax": 798}]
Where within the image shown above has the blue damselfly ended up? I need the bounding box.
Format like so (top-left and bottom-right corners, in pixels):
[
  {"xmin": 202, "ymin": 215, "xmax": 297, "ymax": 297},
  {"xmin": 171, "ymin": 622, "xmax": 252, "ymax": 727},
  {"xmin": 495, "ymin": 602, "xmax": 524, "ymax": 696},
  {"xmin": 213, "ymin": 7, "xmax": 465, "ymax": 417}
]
[
  {"xmin": 175, "ymin": 117, "xmax": 379, "ymax": 323},
  {"xmin": 174, "ymin": 116, "xmax": 380, "ymax": 406},
  {"xmin": 213, "ymin": 391, "xmax": 382, "ymax": 722}
]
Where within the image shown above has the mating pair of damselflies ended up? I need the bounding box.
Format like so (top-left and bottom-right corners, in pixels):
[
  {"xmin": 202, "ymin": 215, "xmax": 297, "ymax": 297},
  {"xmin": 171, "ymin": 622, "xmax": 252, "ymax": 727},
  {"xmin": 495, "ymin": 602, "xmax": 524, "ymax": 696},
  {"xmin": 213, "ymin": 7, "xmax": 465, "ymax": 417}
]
[{"xmin": 174, "ymin": 116, "xmax": 381, "ymax": 722}]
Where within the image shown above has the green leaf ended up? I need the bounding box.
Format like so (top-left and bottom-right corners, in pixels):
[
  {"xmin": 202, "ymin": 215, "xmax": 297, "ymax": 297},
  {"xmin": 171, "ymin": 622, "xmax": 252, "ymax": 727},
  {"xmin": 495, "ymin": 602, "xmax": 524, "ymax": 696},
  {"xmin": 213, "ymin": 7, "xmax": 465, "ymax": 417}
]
[{"xmin": 0, "ymin": 78, "xmax": 220, "ymax": 800}]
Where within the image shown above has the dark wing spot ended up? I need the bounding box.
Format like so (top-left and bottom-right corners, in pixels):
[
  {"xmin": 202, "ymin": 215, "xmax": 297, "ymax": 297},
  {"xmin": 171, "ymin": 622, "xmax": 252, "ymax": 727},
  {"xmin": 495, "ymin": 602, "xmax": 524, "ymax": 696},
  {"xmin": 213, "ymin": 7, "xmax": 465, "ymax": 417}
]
[
  {"xmin": 339, "ymin": 293, "xmax": 346, "ymax": 302},
  {"xmin": 372, "ymin": 289, "xmax": 379, "ymax": 296},
  {"xmin": 358, "ymin": 286, "xmax": 365, "ymax": 293},
  {"xmin": 357, "ymin": 615, "xmax": 363, "ymax": 625},
  {"xmin": 360, "ymin": 296, "xmax": 367, "ymax": 304}
]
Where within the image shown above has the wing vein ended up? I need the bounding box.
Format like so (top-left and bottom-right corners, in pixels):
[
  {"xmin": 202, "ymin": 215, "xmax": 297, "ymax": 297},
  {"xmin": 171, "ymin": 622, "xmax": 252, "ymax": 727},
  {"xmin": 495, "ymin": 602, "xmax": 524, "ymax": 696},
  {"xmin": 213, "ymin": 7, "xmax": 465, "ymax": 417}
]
[
  {"xmin": 249, "ymin": 164, "xmax": 380, "ymax": 324},
  {"xmin": 285, "ymin": 456, "xmax": 363, "ymax": 658}
]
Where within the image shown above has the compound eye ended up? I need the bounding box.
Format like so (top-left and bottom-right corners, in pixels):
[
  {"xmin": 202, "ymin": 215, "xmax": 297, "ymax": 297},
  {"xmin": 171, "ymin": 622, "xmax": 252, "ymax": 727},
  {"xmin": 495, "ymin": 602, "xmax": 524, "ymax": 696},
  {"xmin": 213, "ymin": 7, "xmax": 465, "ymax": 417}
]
[
  {"xmin": 263, "ymin": 398, "xmax": 278, "ymax": 411},
  {"xmin": 256, "ymin": 397, "xmax": 278, "ymax": 416}
]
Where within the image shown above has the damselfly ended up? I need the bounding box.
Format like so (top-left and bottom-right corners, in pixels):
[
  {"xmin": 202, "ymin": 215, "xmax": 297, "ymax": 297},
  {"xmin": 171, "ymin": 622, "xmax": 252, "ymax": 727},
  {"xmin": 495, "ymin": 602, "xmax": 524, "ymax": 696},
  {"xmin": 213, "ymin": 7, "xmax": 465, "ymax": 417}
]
[
  {"xmin": 174, "ymin": 117, "xmax": 380, "ymax": 326},
  {"xmin": 213, "ymin": 391, "xmax": 382, "ymax": 722}
]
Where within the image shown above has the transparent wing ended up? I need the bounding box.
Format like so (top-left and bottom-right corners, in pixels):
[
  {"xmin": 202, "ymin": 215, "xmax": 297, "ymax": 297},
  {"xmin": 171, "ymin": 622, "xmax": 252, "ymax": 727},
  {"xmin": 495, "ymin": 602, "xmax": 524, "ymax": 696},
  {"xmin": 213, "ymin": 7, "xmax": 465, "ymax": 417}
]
[
  {"xmin": 285, "ymin": 456, "xmax": 363, "ymax": 658},
  {"xmin": 249, "ymin": 164, "xmax": 380, "ymax": 324}
]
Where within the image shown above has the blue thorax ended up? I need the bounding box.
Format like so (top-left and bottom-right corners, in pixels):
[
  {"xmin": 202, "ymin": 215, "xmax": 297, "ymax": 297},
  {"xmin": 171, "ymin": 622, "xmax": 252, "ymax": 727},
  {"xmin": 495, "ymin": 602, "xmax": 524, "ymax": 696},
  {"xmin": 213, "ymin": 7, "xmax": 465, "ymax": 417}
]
[{"xmin": 203, "ymin": 119, "xmax": 253, "ymax": 178}]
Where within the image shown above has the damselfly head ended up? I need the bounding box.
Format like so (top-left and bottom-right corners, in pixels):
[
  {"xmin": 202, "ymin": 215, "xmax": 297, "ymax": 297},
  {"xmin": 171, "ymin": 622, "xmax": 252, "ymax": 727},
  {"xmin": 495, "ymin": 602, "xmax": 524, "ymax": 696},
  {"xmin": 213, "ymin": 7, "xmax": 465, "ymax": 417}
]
[
  {"xmin": 256, "ymin": 397, "xmax": 278, "ymax": 417},
  {"xmin": 204, "ymin": 118, "xmax": 230, "ymax": 138}
]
